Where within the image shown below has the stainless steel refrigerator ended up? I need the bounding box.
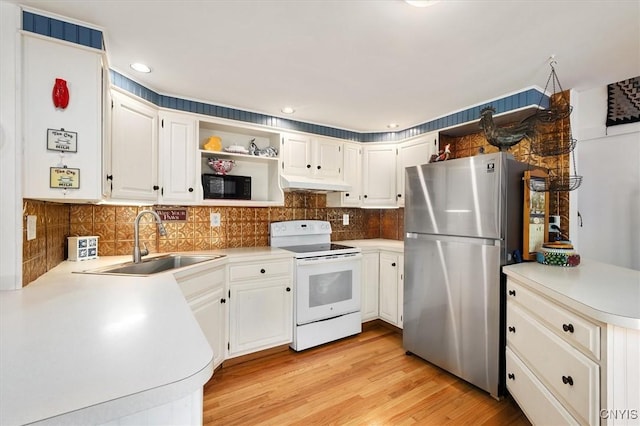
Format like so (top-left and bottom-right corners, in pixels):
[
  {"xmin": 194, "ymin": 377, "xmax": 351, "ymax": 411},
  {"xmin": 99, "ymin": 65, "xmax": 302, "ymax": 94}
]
[{"xmin": 403, "ymin": 152, "xmax": 528, "ymax": 399}]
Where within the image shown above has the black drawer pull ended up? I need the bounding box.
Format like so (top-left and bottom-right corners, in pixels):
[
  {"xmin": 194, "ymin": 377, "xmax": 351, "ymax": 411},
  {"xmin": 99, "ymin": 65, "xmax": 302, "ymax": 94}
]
[
  {"xmin": 562, "ymin": 375, "xmax": 574, "ymax": 386},
  {"xmin": 306, "ymin": 164, "xmax": 311, "ymax": 168},
  {"xmin": 391, "ymin": 262, "xmax": 396, "ymax": 267},
  {"xmin": 221, "ymin": 298, "xmax": 226, "ymax": 304},
  {"xmin": 286, "ymin": 287, "xmax": 291, "ymax": 292},
  {"xmin": 508, "ymin": 373, "xmax": 515, "ymax": 380},
  {"xmin": 562, "ymin": 323, "xmax": 574, "ymax": 333},
  {"xmin": 508, "ymin": 289, "xmax": 516, "ymax": 296},
  {"xmin": 317, "ymin": 165, "xmax": 321, "ymax": 170},
  {"xmin": 345, "ymin": 193, "xmax": 350, "ymax": 197},
  {"xmin": 508, "ymin": 326, "xmax": 516, "ymax": 333},
  {"xmin": 260, "ymin": 268, "xmax": 266, "ymax": 274},
  {"xmin": 188, "ymin": 187, "xmax": 193, "ymax": 192}
]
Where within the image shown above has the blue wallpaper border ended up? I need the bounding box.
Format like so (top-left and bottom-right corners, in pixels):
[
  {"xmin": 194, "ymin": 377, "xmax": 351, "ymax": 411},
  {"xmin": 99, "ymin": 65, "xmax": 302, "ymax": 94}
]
[
  {"xmin": 23, "ymin": 10, "xmax": 549, "ymax": 143},
  {"xmin": 22, "ymin": 11, "xmax": 103, "ymax": 50},
  {"xmin": 111, "ymin": 70, "xmax": 549, "ymax": 143}
]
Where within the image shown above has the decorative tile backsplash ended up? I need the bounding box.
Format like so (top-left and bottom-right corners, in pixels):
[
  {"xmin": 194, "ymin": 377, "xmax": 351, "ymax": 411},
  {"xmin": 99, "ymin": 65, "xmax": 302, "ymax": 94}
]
[{"xmin": 22, "ymin": 193, "xmax": 402, "ymax": 286}]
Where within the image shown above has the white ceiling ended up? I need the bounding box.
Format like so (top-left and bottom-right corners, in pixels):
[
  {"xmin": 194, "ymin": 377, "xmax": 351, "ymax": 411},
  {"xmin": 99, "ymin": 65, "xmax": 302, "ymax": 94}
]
[{"xmin": 12, "ymin": 0, "xmax": 640, "ymax": 133}]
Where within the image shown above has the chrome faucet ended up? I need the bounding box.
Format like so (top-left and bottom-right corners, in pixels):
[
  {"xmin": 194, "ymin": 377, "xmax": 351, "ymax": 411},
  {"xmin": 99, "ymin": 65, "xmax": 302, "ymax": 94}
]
[{"xmin": 133, "ymin": 210, "xmax": 167, "ymax": 263}]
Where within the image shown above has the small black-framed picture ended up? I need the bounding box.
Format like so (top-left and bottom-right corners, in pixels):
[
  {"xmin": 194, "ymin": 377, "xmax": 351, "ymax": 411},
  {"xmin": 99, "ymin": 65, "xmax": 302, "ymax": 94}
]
[
  {"xmin": 47, "ymin": 128, "xmax": 77, "ymax": 153},
  {"xmin": 50, "ymin": 167, "xmax": 80, "ymax": 189}
]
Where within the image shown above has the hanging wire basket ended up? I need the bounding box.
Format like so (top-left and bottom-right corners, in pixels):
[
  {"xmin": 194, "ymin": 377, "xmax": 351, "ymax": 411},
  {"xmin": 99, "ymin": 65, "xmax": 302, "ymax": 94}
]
[
  {"xmin": 534, "ymin": 59, "xmax": 573, "ymax": 123},
  {"xmin": 530, "ymin": 133, "xmax": 577, "ymax": 156}
]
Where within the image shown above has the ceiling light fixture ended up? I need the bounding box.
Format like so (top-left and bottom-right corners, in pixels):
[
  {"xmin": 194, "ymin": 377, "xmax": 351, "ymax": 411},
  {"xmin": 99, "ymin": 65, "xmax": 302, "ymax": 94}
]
[
  {"xmin": 404, "ymin": 0, "xmax": 440, "ymax": 7},
  {"xmin": 387, "ymin": 123, "xmax": 400, "ymax": 129},
  {"xmin": 281, "ymin": 107, "xmax": 295, "ymax": 114},
  {"xmin": 130, "ymin": 62, "xmax": 151, "ymax": 73}
]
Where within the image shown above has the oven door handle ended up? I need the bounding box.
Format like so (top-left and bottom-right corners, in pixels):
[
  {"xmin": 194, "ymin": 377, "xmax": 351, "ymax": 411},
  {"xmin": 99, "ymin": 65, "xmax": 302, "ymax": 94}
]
[{"xmin": 296, "ymin": 253, "xmax": 362, "ymax": 266}]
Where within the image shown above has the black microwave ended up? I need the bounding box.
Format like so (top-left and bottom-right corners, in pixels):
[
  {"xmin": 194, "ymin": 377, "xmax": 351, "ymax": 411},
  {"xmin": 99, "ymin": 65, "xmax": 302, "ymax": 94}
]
[{"xmin": 202, "ymin": 174, "xmax": 251, "ymax": 200}]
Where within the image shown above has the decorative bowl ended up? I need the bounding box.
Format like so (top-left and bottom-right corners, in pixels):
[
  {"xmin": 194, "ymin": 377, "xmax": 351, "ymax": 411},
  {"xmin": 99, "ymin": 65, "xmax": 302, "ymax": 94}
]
[
  {"xmin": 207, "ymin": 158, "xmax": 235, "ymax": 175},
  {"xmin": 536, "ymin": 248, "xmax": 580, "ymax": 267}
]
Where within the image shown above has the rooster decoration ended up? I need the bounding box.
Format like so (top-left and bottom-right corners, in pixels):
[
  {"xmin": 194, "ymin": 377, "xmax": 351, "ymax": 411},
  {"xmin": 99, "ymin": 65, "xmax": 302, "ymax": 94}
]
[{"xmin": 479, "ymin": 106, "xmax": 536, "ymax": 151}]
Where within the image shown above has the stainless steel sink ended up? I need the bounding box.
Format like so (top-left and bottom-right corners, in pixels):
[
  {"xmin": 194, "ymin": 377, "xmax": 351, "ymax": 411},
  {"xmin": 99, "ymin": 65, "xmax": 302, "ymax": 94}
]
[{"xmin": 77, "ymin": 254, "xmax": 225, "ymax": 276}]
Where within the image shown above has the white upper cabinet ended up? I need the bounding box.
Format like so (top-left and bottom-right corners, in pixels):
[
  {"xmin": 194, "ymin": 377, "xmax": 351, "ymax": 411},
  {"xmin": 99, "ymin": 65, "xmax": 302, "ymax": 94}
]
[
  {"xmin": 362, "ymin": 144, "xmax": 397, "ymax": 207},
  {"xmin": 22, "ymin": 34, "xmax": 104, "ymax": 202},
  {"xmin": 158, "ymin": 111, "xmax": 198, "ymax": 204},
  {"xmin": 396, "ymin": 132, "xmax": 438, "ymax": 207},
  {"xmin": 326, "ymin": 142, "xmax": 362, "ymax": 207},
  {"xmin": 108, "ymin": 90, "xmax": 159, "ymax": 201},
  {"xmin": 281, "ymin": 133, "xmax": 347, "ymax": 191}
]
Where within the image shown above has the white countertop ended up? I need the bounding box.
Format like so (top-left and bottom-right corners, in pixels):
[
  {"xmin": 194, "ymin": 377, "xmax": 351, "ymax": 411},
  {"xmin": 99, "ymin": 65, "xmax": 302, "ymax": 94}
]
[
  {"xmin": 0, "ymin": 247, "xmax": 291, "ymax": 425},
  {"xmin": 503, "ymin": 259, "xmax": 640, "ymax": 330},
  {"xmin": 340, "ymin": 238, "xmax": 404, "ymax": 253}
]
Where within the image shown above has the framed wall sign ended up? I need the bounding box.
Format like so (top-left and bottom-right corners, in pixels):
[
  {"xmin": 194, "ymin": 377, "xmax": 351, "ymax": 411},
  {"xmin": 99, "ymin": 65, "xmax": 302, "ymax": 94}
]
[
  {"xmin": 47, "ymin": 128, "xmax": 77, "ymax": 152},
  {"xmin": 522, "ymin": 169, "xmax": 549, "ymax": 261},
  {"xmin": 50, "ymin": 167, "xmax": 80, "ymax": 189},
  {"xmin": 155, "ymin": 208, "xmax": 188, "ymax": 222}
]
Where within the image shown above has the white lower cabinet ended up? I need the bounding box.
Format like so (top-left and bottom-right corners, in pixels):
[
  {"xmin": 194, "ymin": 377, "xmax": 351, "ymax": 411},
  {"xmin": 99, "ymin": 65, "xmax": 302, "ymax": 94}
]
[
  {"xmin": 378, "ymin": 252, "xmax": 404, "ymax": 328},
  {"xmin": 227, "ymin": 257, "xmax": 293, "ymax": 358},
  {"xmin": 506, "ymin": 278, "xmax": 600, "ymax": 426},
  {"xmin": 175, "ymin": 264, "xmax": 226, "ymax": 370},
  {"xmin": 361, "ymin": 252, "xmax": 379, "ymax": 322}
]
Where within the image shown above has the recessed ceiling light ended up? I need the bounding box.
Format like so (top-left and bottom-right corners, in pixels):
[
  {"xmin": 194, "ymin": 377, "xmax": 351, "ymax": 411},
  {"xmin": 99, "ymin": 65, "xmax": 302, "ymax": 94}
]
[
  {"xmin": 387, "ymin": 123, "xmax": 400, "ymax": 129},
  {"xmin": 281, "ymin": 107, "xmax": 295, "ymax": 114},
  {"xmin": 130, "ymin": 63, "xmax": 151, "ymax": 73},
  {"xmin": 404, "ymin": 0, "xmax": 440, "ymax": 7}
]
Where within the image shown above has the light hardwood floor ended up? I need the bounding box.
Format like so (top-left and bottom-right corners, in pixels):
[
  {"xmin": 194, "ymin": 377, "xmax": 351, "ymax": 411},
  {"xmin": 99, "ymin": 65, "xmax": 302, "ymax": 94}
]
[{"xmin": 203, "ymin": 324, "xmax": 530, "ymax": 425}]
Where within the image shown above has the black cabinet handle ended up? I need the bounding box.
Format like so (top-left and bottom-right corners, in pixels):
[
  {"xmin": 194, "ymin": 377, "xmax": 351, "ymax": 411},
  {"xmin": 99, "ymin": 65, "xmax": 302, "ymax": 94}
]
[
  {"xmin": 508, "ymin": 373, "xmax": 515, "ymax": 380},
  {"xmin": 391, "ymin": 262, "xmax": 396, "ymax": 267},
  {"xmin": 562, "ymin": 375, "xmax": 574, "ymax": 386},
  {"xmin": 317, "ymin": 165, "xmax": 321, "ymax": 170},
  {"xmin": 260, "ymin": 268, "xmax": 266, "ymax": 274},
  {"xmin": 188, "ymin": 187, "xmax": 194, "ymax": 192},
  {"xmin": 397, "ymin": 194, "xmax": 402, "ymax": 198},
  {"xmin": 306, "ymin": 164, "xmax": 311, "ymax": 168},
  {"xmin": 286, "ymin": 287, "xmax": 291, "ymax": 292},
  {"xmin": 153, "ymin": 185, "xmax": 160, "ymax": 190},
  {"xmin": 345, "ymin": 193, "xmax": 350, "ymax": 197},
  {"xmin": 508, "ymin": 289, "xmax": 516, "ymax": 296},
  {"xmin": 508, "ymin": 326, "xmax": 516, "ymax": 333},
  {"xmin": 562, "ymin": 323, "xmax": 574, "ymax": 333},
  {"xmin": 221, "ymin": 298, "xmax": 226, "ymax": 304},
  {"xmin": 364, "ymin": 195, "xmax": 368, "ymax": 198}
]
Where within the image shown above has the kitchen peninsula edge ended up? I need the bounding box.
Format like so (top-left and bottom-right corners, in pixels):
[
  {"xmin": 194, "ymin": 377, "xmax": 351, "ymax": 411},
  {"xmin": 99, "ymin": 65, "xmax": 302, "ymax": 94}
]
[
  {"xmin": 503, "ymin": 259, "xmax": 640, "ymax": 330},
  {"xmin": 0, "ymin": 247, "xmax": 291, "ymax": 425}
]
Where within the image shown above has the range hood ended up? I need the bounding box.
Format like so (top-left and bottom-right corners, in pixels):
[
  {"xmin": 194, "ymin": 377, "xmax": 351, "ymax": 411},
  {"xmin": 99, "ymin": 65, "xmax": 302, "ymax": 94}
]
[{"xmin": 280, "ymin": 175, "xmax": 352, "ymax": 192}]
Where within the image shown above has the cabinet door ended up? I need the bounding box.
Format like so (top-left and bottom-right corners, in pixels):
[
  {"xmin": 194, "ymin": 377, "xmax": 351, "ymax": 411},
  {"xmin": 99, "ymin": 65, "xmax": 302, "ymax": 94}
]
[
  {"xmin": 282, "ymin": 133, "xmax": 312, "ymax": 177},
  {"xmin": 110, "ymin": 91, "xmax": 159, "ymax": 201},
  {"xmin": 228, "ymin": 279, "xmax": 293, "ymax": 356},
  {"xmin": 314, "ymin": 138, "xmax": 343, "ymax": 179},
  {"xmin": 361, "ymin": 252, "xmax": 379, "ymax": 322},
  {"xmin": 22, "ymin": 34, "xmax": 103, "ymax": 202},
  {"xmin": 159, "ymin": 112, "xmax": 197, "ymax": 204},
  {"xmin": 379, "ymin": 252, "xmax": 400, "ymax": 326},
  {"xmin": 189, "ymin": 285, "xmax": 226, "ymax": 369},
  {"xmin": 362, "ymin": 144, "xmax": 397, "ymax": 207},
  {"xmin": 396, "ymin": 133, "xmax": 438, "ymax": 207},
  {"xmin": 176, "ymin": 265, "xmax": 226, "ymax": 369}
]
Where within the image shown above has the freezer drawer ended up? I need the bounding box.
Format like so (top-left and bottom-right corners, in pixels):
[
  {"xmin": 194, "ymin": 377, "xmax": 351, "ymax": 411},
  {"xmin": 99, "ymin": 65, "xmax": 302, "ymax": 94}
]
[{"xmin": 403, "ymin": 233, "xmax": 501, "ymax": 397}]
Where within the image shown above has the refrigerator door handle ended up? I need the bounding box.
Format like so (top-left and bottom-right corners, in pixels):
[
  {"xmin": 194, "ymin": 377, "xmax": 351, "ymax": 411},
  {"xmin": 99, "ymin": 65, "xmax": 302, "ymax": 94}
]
[{"xmin": 406, "ymin": 232, "xmax": 500, "ymax": 247}]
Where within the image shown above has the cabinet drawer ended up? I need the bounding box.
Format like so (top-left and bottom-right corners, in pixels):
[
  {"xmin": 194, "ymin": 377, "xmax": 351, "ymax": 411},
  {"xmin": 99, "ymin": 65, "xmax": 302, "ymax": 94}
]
[
  {"xmin": 507, "ymin": 278, "xmax": 600, "ymax": 359},
  {"xmin": 229, "ymin": 258, "xmax": 292, "ymax": 282},
  {"xmin": 175, "ymin": 266, "xmax": 224, "ymax": 300},
  {"xmin": 507, "ymin": 302, "xmax": 599, "ymax": 425},
  {"xmin": 506, "ymin": 347, "xmax": 579, "ymax": 425}
]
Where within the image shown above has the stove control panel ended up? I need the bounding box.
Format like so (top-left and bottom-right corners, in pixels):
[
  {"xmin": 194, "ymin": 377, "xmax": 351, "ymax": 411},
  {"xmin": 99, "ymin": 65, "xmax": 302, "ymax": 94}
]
[{"xmin": 270, "ymin": 220, "xmax": 331, "ymax": 237}]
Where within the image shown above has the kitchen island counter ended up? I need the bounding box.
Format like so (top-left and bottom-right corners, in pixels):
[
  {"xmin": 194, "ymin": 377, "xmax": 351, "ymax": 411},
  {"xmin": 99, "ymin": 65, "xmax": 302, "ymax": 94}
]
[{"xmin": 503, "ymin": 259, "xmax": 640, "ymax": 330}]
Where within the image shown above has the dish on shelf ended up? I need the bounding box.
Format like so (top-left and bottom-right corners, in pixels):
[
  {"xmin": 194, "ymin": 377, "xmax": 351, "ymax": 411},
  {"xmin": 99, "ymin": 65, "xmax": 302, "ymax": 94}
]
[
  {"xmin": 207, "ymin": 158, "xmax": 235, "ymax": 175},
  {"xmin": 224, "ymin": 145, "xmax": 249, "ymax": 154}
]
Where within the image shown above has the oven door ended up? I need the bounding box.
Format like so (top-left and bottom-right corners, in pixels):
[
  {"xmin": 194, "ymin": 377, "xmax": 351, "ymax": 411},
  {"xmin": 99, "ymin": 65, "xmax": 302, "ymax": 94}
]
[{"xmin": 295, "ymin": 253, "xmax": 362, "ymax": 325}]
